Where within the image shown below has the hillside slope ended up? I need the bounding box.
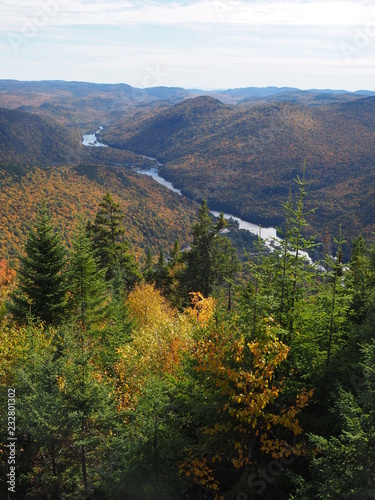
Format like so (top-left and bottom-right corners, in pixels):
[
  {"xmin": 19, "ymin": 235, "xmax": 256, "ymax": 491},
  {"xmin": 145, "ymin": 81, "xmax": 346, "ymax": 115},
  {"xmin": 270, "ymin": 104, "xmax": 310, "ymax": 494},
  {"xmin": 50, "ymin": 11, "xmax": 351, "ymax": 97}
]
[
  {"xmin": 101, "ymin": 96, "xmax": 375, "ymax": 244},
  {"xmin": 0, "ymin": 107, "xmax": 82, "ymax": 165},
  {"xmin": 0, "ymin": 163, "xmax": 197, "ymax": 263}
]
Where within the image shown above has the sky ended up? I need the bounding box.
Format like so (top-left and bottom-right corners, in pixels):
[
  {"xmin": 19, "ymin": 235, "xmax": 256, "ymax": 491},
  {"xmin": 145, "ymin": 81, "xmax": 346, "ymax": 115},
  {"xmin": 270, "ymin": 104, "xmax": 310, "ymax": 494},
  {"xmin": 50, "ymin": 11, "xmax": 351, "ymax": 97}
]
[{"xmin": 0, "ymin": 0, "xmax": 374, "ymax": 91}]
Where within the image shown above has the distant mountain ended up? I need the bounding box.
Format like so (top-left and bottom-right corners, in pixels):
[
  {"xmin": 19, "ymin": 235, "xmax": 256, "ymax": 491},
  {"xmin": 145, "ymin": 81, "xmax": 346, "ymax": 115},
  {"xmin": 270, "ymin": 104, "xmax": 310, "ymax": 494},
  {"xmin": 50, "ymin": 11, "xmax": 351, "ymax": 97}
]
[
  {"xmin": 102, "ymin": 96, "xmax": 227, "ymax": 157},
  {"xmin": 220, "ymin": 86, "xmax": 300, "ymax": 97},
  {"xmin": 0, "ymin": 80, "xmax": 196, "ymax": 129},
  {"xmin": 0, "ymin": 107, "xmax": 82, "ymax": 165},
  {"xmin": 102, "ymin": 95, "xmax": 375, "ymax": 247},
  {"xmin": 1, "ymin": 78, "xmax": 375, "ymax": 254},
  {"xmin": 1, "ymin": 80, "xmax": 372, "ymax": 130},
  {"xmin": 237, "ymin": 90, "xmax": 362, "ymax": 107}
]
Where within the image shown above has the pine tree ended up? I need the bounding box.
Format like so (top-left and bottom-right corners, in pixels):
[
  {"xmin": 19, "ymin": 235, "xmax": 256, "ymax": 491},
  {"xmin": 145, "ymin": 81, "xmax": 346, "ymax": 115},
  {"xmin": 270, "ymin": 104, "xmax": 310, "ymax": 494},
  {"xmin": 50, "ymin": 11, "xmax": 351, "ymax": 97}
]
[
  {"xmin": 183, "ymin": 200, "xmax": 238, "ymax": 298},
  {"xmin": 154, "ymin": 249, "xmax": 172, "ymax": 297},
  {"xmin": 67, "ymin": 223, "xmax": 108, "ymax": 329},
  {"xmin": 10, "ymin": 201, "xmax": 67, "ymax": 325},
  {"xmin": 87, "ymin": 192, "xmax": 141, "ymax": 290}
]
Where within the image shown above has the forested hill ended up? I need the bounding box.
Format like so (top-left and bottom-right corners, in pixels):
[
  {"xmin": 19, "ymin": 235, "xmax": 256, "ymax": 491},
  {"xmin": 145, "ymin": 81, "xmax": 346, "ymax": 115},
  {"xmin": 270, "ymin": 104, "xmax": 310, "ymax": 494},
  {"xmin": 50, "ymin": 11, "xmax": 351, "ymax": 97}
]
[
  {"xmin": 102, "ymin": 96, "xmax": 228, "ymax": 154},
  {"xmin": 1, "ymin": 80, "xmax": 371, "ymax": 129},
  {"xmin": 101, "ymin": 95, "xmax": 375, "ymax": 245},
  {"xmin": 0, "ymin": 163, "xmax": 197, "ymax": 263},
  {"xmin": 0, "ymin": 80, "xmax": 194, "ymax": 129},
  {"xmin": 0, "ymin": 107, "xmax": 81, "ymax": 166}
]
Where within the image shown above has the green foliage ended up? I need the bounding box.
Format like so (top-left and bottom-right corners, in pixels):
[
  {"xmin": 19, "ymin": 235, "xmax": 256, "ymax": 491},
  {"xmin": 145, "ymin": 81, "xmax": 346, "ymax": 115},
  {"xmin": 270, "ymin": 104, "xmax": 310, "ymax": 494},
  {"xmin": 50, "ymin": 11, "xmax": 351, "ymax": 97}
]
[
  {"xmin": 182, "ymin": 200, "xmax": 239, "ymax": 300},
  {"xmin": 292, "ymin": 342, "xmax": 375, "ymax": 499},
  {"xmin": 88, "ymin": 192, "xmax": 141, "ymax": 290},
  {"xmin": 68, "ymin": 222, "xmax": 109, "ymax": 329},
  {"xmin": 3, "ymin": 181, "xmax": 375, "ymax": 499},
  {"xmin": 9, "ymin": 201, "xmax": 67, "ymax": 325}
]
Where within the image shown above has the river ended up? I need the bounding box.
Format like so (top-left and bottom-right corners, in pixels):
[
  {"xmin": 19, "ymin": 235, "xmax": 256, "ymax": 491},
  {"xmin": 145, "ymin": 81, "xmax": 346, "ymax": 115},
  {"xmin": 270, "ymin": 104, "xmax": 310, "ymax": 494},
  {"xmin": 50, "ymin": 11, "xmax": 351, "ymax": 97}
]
[
  {"xmin": 82, "ymin": 126, "xmax": 108, "ymax": 147},
  {"xmin": 82, "ymin": 129, "xmax": 312, "ymax": 261},
  {"xmin": 137, "ymin": 167, "xmax": 313, "ymax": 262},
  {"xmin": 135, "ymin": 166, "xmax": 282, "ymax": 250}
]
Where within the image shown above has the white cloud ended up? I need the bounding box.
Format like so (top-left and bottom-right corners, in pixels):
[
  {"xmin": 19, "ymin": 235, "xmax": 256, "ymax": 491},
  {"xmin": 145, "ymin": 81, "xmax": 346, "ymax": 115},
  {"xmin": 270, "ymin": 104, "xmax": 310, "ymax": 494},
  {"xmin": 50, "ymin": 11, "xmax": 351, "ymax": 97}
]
[
  {"xmin": 1, "ymin": 0, "xmax": 374, "ymax": 90},
  {"xmin": 0, "ymin": 0, "xmax": 374, "ymax": 30}
]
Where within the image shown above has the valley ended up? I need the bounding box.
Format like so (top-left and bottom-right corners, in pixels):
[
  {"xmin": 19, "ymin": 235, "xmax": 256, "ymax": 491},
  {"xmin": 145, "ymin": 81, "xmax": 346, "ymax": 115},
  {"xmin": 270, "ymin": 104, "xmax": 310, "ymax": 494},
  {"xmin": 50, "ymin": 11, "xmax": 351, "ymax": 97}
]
[
  {"xmin": 1, "ymin": 79, "xmax": 375, "ymax": 262},
  {"xmin": 1, "ymin": 78, "xmax": 375, "ymax": 500}
]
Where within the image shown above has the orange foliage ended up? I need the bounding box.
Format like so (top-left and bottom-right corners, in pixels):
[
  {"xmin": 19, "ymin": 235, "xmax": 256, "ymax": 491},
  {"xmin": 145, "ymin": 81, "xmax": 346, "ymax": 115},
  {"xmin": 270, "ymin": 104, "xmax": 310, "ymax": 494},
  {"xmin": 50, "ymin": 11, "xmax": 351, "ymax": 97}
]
[
  {"xmin": 187, "ymin": 292, "xmax": 216, "ymax": 325},
  {"xmin": 0, "ymin": 165, "xmax": 196, "ymax": 264},
  {"xmin": 0, "ymin": 259, "xmax": 16, "ymax": 299}
]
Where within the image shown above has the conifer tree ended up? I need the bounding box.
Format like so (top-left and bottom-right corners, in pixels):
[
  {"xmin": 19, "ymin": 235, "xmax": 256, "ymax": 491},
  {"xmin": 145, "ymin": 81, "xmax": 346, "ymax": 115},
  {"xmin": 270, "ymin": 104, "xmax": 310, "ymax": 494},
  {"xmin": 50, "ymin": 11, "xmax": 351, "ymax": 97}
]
[
  {"xmin": 154, "ymin": 249, "xmax": 171, "ymax": 297},
  {"xmin": 87, "ymin": 192, "xmax": 141, "ymax": 290},
  {"xmin": 287, "ymin": 166, "xmax": 317, "ymax": 332},
  {"xmin": 68, "ymin": 223, "xmax": 108, "ymax": 329},
  {"xmin": 347, "ymin": 234, "xmax": 369, "ymax": 323},
  {"xmin": 10, "ymin": 201, "xmax": 67, "ymax": 325},
  {"xmin": 167, "ymin": 240, "xmax": 185, "ymax": 308},
  {"xmin": 271, "ymin": 166, "xmax": 317, "ymax": 335},
  {"xmin": 170, "ymin": 240, "xmax": 181, "ymax": 264},
  {"xmin": 143, "ymin": 247, "xmax": 155, "ymax": 284},
  {"xmin": 103, "ymin": 260, "xmax": 134, "ymax": 370},
  {"xmin": 183, "ymin": 200, "xmax": 237, "ymax": 298},
  {"xmin": 293, "ymin": 341, "xmax": 375, "ymax": 499}
]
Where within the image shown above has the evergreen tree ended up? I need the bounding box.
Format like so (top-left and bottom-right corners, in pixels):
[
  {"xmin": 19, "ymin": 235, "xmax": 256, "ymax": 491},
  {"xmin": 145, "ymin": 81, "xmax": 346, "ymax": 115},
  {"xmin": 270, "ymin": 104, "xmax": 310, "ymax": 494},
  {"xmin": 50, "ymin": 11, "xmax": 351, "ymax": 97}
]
[
  {"xmin": 87, "ymin": 192, "xmax": 141, "ymax": 290},
  {"xmin": 347, "ymin": 234, "xmax": 369, "ymax": 323},
  {"xmin": 57, "ymin": 324, "xmax": 120, "ymax": 498},
  {"xmin": 170, "ymin": 240, "xmax": 181, "ymax": 264},
  {"xmin": 167, "ymin": 240, "xmax": 186, "ymax": 309},
  {"xmin": 239, "ymin": 230, "xmax": 276, "ymax": 338},
  {"xmin": 103, "ymin": 260, "xmax": 134, "ymax": 370},
  {"xmin": 10, "ymin": 201, "xmax": 67, "ymax": 325},
  {"xmin": 14, "ymin": 325, "xmax": 68, "ymax": 498},
  {"xmin": 154, "ymin": 249, "xmax": 172, "ymax": 297},
  {"xmin": 212, "ymin": 236, "xmax": 241, "ymax": 310},
  {"xmin": 68, "ymin": 223, "xmax": 108, "ymax": 329},
  {"xmin": 143, "ymin": 247, "xmax": 155, "ymax": 284},
  {"xmin": 183, "ymin": 200, "xmax": 238, "ymax": 298},
  {"xmin": 292, "ymin": 341, "xmax": 375, "ymax": 499}
]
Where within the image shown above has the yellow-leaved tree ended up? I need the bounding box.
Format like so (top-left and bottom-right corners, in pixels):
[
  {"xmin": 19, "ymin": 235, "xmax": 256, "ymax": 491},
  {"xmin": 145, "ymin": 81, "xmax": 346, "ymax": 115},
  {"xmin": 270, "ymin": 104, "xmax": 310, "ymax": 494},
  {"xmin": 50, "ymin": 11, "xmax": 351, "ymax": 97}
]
[
  {"xmin": 115, "ymin": 283, "xmax": 194, "ymax": 412},
  {"xmin": 180, "ymin": 313, "xmax": 313, "ymax": 497}
]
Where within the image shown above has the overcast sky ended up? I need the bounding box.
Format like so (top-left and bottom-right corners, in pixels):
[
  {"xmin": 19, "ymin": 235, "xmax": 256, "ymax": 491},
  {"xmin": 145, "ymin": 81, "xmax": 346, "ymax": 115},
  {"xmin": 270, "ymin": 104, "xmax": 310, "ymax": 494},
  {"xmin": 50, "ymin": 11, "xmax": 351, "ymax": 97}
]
[{"xmin": 0, "ymin": 0, "xmax": 374, "ymax": 90}]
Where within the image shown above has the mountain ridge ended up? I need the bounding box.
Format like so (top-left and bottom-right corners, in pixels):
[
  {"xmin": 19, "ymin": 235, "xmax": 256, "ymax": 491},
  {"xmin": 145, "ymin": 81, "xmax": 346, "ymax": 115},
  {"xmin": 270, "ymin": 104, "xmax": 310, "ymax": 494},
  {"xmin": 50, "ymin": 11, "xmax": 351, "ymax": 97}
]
[{"xmin": 100, "ymin": 95, "xmax": 375, "ymax": 248}]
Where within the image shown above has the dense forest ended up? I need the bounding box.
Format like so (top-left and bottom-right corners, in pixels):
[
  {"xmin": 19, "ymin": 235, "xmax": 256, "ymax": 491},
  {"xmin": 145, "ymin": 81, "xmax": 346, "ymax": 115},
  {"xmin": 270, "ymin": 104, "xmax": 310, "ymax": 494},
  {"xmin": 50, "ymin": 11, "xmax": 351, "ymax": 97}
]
[
  {"xmin": 101, "ymin": 95, "xmax": 375, "ymax": 248},
  {"xmin": 2, "ymin": 80, "xmax": 375, "ymax": 259},
  {"xmin": 0, "ymin": 108, "xmax": 82, "ymax": 166},
  {"xmin": 0, "ymin": 162, "xmax": 197, "ymax": 264},
  {"xmin": 1, "ymin": 173, "xmax": 375, "ymax": 499}
]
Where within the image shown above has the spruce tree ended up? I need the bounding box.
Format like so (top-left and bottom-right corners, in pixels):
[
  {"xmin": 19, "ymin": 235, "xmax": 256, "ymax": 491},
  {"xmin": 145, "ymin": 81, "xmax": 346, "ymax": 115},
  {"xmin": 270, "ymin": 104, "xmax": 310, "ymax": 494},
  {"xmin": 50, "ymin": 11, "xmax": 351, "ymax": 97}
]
[
  {"xmin": 183, "ymin": 200, "xmax": 237, "ymax": 298},
  {"xmin": 87, "ymin": 192, "xmax": 141, "ymax": 290},
  {"xmin": 170, "ymin": 240, "xmax": 181, "ymax": 264},
  {"xmin": 10, "ymin": 201, "xmax": 67, "ymax": 325},
  {"xmin": 154, "ymin": 249, "xmax": 171, "ymax": 296},
  {"xmin": 143, "ymin": 247, "xmax": 155, "ymax": 284},
  {"xmin": 347, "ymin": 234, "xmax": 369, "ymax": 323},
  {"xmin": 67, "ymin": 223, "xmax": 108, "ymax": 329},
  {"xmin": 103, "ymin": 259, "xmax": 134, "ymax": 370}
]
